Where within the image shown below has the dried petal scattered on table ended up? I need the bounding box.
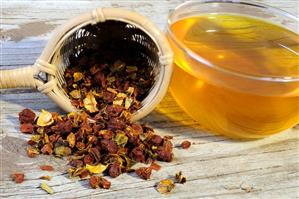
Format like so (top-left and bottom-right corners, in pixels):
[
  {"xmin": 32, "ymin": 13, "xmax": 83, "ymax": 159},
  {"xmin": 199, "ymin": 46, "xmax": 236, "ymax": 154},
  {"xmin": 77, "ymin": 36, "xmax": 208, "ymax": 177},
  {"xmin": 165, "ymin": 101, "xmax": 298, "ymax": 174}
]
[
  {"xmin": 175, "ymin": 171, "xmax": 187, "ymax": 184},
  {"xmin": 11, "ymin": 173, "xmax": 25, "ymax": 184},
  {"xmin": 156, "ymin": 179, "xmax": 176, "ymax": 194},
  {"xmin": 40, "ymin": 165, "xmax": 54, "ymax": 171},
  {"xmin": 40, "ymin": 182, "xmax": 54, "ymax": 194}
]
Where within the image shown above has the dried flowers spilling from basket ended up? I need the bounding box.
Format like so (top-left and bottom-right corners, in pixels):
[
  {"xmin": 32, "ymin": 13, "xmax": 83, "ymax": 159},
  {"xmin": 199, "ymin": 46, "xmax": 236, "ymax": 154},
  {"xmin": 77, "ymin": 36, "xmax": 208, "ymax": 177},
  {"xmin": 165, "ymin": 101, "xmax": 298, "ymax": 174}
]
[{"xmin": 17, "ymin": 55, "xmax": 175, "ymax": 193}]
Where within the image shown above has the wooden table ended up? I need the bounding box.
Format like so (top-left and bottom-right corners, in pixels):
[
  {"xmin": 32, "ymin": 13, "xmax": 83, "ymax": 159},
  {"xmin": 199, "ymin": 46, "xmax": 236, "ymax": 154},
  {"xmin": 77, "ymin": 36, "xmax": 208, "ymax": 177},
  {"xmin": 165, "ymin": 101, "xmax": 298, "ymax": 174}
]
[{"xmin": 1, "ymin": 0, "xmax": 298, "ymax": 198}]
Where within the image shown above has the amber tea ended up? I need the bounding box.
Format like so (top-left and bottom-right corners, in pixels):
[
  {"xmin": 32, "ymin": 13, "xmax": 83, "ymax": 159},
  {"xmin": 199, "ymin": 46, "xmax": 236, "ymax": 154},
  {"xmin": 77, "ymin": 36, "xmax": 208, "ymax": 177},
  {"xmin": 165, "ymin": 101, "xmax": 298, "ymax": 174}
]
[{"xmin": 167, "ymin": 14, "xmax": 299, "ymax": 138}]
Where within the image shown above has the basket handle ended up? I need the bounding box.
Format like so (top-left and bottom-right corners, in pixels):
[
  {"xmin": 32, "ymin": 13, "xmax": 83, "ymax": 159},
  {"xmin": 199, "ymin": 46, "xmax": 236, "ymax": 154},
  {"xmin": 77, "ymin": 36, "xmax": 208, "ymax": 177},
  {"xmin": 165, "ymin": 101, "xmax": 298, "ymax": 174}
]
[{"xmin": 0, "ymin": 66, "xmax": 39, "ymax": 89}]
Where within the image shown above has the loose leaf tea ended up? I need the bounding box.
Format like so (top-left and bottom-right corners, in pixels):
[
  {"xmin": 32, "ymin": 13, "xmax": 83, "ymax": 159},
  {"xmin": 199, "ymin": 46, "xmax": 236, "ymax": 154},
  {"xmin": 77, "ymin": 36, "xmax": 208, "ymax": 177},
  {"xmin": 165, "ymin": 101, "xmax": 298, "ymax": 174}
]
[{"xmin": 17, "ymin": 57, "xmax": 174, "ymax": 191}]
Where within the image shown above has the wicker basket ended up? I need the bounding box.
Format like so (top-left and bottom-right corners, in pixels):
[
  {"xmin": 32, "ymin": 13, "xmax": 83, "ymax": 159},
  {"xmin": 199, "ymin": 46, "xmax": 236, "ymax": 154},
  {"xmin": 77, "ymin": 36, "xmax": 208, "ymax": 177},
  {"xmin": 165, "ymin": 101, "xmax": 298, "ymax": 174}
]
[{"xmin": 0, "ymin": 8, "xmax": 173, "ymax": 121}]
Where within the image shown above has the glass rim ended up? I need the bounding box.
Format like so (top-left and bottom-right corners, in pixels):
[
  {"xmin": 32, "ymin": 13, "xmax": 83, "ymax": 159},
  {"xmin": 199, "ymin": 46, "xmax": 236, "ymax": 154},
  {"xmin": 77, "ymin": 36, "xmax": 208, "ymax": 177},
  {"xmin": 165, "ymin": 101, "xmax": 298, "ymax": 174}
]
[{"xmin": 166, "ymin": 0, "xmax": 299, "ymax": 83}]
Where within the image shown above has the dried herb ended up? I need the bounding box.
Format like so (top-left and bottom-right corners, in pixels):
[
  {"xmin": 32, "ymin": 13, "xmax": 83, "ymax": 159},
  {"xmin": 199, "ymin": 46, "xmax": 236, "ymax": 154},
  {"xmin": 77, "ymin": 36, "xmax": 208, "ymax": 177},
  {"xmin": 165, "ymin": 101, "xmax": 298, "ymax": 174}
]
[
  {"xmin": 181, "ymin": 140, "xmax": 191, "ymax": 149},
  {"xmin": 156, "ymin": 179, "xmax": 176, "ymax": 194},
  {"xmin": 40, "ymin": 182, "xmax": 54, "ymax": 194},
  {"xmin": 175, "ymin": 171, "xmax": 186, "ymax": 184},
  {"xmin": 11, "ymin": 172, "xmax": 25, "ymax": 184},
  {"xmin": 40, "ymin": 165, "xmax": 54, "ymax": 171}
]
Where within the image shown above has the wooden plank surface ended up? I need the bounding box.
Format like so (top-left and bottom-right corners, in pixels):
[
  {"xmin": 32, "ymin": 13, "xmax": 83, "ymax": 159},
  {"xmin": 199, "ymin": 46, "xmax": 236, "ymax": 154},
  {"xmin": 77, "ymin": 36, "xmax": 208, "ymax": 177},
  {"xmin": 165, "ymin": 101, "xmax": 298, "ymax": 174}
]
[{"xmin": 0, "ymin": 0, "xmax": 298, "ymax": 198}]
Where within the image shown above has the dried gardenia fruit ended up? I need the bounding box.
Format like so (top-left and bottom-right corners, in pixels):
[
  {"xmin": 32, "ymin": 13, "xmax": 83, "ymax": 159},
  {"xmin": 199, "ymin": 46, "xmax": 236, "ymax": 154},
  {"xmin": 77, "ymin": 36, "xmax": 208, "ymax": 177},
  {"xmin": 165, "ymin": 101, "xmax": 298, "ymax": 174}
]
[
  {"xmin": 37, "ymin": 109, "xmax": 54, "ymax": 127},
  {"xmin": 156, "ymin": 179, "xmax": 176, "ymax": 194}
]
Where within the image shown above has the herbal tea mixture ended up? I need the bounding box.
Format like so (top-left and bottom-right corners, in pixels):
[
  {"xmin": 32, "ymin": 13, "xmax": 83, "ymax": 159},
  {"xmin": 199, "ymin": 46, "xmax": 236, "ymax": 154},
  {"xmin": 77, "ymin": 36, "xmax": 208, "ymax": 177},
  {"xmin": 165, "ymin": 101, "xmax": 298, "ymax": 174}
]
[{"xmin": 15, "ymin": 55, "xmax": 186, "ymax": 194}]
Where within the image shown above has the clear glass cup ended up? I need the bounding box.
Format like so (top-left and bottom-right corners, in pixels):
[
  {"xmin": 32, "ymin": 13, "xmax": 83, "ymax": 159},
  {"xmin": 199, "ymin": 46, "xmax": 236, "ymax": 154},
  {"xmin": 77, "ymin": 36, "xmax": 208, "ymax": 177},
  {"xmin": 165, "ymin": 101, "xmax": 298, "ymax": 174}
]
[{"xmin": 166, "ymin": 0, "xmax": 299, "ymax": 139}]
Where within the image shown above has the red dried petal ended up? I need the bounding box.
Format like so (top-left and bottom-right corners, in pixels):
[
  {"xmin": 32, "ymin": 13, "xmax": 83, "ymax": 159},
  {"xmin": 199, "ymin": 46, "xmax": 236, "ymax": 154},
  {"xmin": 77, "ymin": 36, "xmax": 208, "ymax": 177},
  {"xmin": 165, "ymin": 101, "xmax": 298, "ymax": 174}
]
[
  {"xmin": 11, "ymin": 173, "xmax": 25, "ymax": 183},
  {"xmin": 99, "ymin": 177, "xmax": 111, "ymax": 189},
  {"xmin": 108, "ymin": 161, "xmax": 121, "ymax": 178},
  {"xmin": 150, "ymin": 162, "xmax": 161, "ymax": 171},
  {"xmin": 90, "ymin": 175, "xmax": 100, "ymax": 189},
  {"xmin": 135, "ymin": 167, "xmax": 152, "ymax": 180},
  {"xmin": 40, "ymin": 165, "xmax": 54, "ymax": 171},
  {"xmin": 69, "ymin": 159, "xmax": 83, "ymax": 168},
  {"xmin": 130, "ymin": 147, "xmax": 145, "ymax": 163},
  {"xmin": 20, "ymin": 123, "xmax": 34, "ymax": 134},
  {"xmin": 41, "ymin": 143, "xmax": 53, "ymax": 155},
  {"xmin": 18, "ymin": 109, "xmax": 36, "ymax": 124},
  {"xmin": 84, "ymin": 154, "xmax": 94, "ymax": 165},
  {"xmin": 149, "ymin": 135, "xmax": 162, "ymax": 146}
]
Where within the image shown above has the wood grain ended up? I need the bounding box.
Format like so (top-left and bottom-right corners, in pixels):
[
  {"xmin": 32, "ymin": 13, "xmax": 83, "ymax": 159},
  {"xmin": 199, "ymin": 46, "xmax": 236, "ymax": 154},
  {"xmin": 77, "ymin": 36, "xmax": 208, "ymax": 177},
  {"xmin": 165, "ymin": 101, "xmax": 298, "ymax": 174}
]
[{"xmin": 1, "ymin": 0, "xmax": 298, "ymax": 198}]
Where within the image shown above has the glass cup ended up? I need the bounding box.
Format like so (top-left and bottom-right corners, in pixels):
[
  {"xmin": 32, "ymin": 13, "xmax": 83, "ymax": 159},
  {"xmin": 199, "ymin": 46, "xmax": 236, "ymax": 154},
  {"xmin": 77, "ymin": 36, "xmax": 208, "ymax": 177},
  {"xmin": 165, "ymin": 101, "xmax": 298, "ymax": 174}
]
[{"xmin": 166, "ymin": 0, "xmax": 299, "ymax": 139}]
